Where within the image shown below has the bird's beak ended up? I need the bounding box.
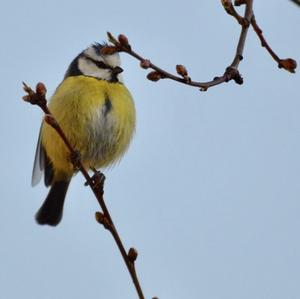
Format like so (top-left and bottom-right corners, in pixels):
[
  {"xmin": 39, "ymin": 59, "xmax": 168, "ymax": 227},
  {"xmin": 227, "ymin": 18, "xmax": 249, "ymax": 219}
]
[{"xmin": 112, "ymin": 66, "xmax": 123, "ymax": 74}]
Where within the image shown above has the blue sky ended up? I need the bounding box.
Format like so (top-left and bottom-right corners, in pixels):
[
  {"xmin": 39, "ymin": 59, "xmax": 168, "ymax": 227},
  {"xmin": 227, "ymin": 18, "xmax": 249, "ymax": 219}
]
[{"xmin": 1, "ymin": 1, "xmax": 300, "ymax": 299}]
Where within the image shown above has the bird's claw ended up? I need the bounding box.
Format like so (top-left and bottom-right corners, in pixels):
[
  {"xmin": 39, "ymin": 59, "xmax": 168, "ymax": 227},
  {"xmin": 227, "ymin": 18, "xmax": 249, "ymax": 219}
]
[{"xmin": 85, "ymin": 168, "xmax": 105, "ymax": 188}]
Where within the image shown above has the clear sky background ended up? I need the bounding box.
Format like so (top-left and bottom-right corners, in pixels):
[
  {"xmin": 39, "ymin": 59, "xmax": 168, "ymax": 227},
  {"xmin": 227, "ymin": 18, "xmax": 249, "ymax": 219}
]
[{"xmin": 1, "ymin": 1, "xmax": 299, "ymax": 299}]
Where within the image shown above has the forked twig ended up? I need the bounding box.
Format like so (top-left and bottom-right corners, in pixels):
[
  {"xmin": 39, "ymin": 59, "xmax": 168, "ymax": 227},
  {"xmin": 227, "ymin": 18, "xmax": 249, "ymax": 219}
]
[
  {"xmin": 104, "ymin": 0, "xmax": 296, "ymax": 92},
  {"xmin": 105, "ymin": 0, "xmax": 255, "ymax": 91}
]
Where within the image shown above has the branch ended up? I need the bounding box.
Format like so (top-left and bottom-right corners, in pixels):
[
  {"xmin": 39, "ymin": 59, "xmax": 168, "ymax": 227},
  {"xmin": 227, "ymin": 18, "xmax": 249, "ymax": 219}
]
[
  {"xmin": 22, "ymin": 82, "xmax": 150, "ymax": 299},
  {"xmin": 106, "ymin": 0, "xmax": 255, "ymax": 91},
  {"xmin": 105, "ymin": 0, "xmax": 296, "ymax": 92},
  {"xmin": 290, "ymin": 0, "xmax": 300, "ymax": 7},
  {"xmin": 106, "ymin": 1, "xmax": 251, "ymax": 91}
]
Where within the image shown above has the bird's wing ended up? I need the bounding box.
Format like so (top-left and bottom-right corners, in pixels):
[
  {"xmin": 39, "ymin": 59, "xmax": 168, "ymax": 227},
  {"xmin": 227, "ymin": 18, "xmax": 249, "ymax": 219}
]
[
  {"xmin": 31, "ymin": 126, "xmax": 44, "ymax": 187},
  {"xmin": 31, "ymin": 126, "xmax": 54, "ymax": 187}
]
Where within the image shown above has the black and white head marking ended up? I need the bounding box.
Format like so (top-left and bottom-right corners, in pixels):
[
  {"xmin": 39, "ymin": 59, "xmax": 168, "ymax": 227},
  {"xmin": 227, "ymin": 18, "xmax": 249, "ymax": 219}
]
[{"xmin": 64, "ymin": 43, "xmax": 123, "ymax": 83}]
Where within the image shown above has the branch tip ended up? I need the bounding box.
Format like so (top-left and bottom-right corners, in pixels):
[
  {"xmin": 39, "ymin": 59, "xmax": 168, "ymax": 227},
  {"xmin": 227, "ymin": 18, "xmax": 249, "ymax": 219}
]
[
  {"xmin": 251, "ymin": 15, "xmax": 297, "ymax": 74},
  {"xmin": 278, "ymin": 58, "xmax": 297, "ymax": 73},
  {"xmin": 118, "ymin": 34, "xmax": 130, "ymax": 49},
  {"xmin": 22, "ymin": 81, "xmax": 31, "ymax": 93},
  {"xmin": 22, "ymin": 82, "xmax": 48, "ymax": 108},
  {"xmin": 36, "ymin": 82, "xmax": 47, "ymax": 96},
  {"xmin": 107, "ymin": 32, "xmax": 118, "ymax": 45}
]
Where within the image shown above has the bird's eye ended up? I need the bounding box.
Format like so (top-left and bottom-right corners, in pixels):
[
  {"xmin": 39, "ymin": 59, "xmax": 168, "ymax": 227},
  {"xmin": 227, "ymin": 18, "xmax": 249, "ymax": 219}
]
[
  {"xmin": 95, "ymin": 61, "xmax": 109, "ymax": 69},
  {"xmin": 84, "ymin": 54, "xmax": 110, "ymax": 69}
]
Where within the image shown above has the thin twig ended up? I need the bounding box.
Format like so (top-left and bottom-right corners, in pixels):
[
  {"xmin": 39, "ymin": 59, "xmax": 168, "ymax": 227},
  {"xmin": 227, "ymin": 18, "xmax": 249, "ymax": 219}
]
[
  {"xmin": 251, "ymin": 15, "xmax": 297, "ymax": 73},
  {"xmin": 22, "ymin": 82, "xmax": 147, "ymax": 299}
]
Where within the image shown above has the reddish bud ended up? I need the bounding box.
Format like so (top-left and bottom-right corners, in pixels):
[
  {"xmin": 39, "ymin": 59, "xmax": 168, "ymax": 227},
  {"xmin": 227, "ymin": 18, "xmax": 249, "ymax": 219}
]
[
  {"xmin": 22, "ymin": 81, "xmax": 47, "ymax": 107},
  {"xmin": 279, "ymin": 58, "xmax": 297, "ymax": 73},
  {"xmin": 128, "ymin": 247, "xmax": 138, "ymax": 262},
  {"xmin": 22, "ymin": 95, "xmax": 30, "ymax": 102},
  {"xmin": 147, "ymin": 71, "xmax": 161, "ymax": 82},
  {"xmin": 176, "ymin": 64, "xmax": 188, "ymax": 77},
  {"xmin": 95, "ymin": 212, "xmax": 111, "ymax": 230},
  {"xmin": 95, "ymin": 211, "xmax": 105, "ymax": 223},
  {"xmin": 140, "ymin": 59, "xmax": 151, "ymax": 69},
  {"xmin": 36, "ymin": 82, "xmax": 47, "ymax": 96},
  {"xmin": 118, "ymin": 34, "xmax": 129, "ymax": 47}
]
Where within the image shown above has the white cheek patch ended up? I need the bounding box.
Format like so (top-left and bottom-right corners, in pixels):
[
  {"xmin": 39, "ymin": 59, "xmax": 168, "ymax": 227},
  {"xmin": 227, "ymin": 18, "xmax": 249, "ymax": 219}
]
[
  {"xmin": 78, "ymin": 57, "xmax": 111, "ymax": 80},
  {"xmin": 104, "ymin": 53, "xmax": 121, "ymax": 68}
]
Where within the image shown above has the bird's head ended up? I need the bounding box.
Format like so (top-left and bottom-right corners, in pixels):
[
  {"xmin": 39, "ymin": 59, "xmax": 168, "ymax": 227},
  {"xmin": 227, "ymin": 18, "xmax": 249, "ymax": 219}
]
[{"xmin": 65, "ymin": 43, "xmax": 123, "ymax": 83}]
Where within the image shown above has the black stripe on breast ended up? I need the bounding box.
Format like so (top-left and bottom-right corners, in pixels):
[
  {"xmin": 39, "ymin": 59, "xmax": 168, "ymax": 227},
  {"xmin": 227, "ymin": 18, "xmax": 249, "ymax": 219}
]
[{"xmin": 103, "ymin": 96, "xmax": 112, "ymax": 116}]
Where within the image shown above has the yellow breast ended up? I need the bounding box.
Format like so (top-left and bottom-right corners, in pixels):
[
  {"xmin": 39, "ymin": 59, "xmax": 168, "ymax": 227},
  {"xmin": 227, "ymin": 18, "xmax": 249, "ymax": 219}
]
[{"xmin": 41, "ymin": 76, "xmax": 136, "ymax": 179}]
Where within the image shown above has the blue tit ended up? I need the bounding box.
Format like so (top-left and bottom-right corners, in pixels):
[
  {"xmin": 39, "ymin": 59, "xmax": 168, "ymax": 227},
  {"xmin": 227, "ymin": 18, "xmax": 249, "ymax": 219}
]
[{"xmin": 32, "ymin": 43, "xmax": 136, "ymax": 226}]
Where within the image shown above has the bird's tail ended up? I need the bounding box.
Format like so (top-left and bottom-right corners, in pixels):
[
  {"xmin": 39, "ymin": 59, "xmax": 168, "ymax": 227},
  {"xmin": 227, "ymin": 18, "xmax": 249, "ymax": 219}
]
[{"xmin": 35, "ymin": 180, "xmax": 71, "ymax": 226}]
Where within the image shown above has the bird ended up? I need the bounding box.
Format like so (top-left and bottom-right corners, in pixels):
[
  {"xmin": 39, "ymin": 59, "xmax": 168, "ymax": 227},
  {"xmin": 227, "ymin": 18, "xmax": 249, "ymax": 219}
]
[{"xmin": 32, "ymin": 42, "xmax": 136, "ymax": 226}]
